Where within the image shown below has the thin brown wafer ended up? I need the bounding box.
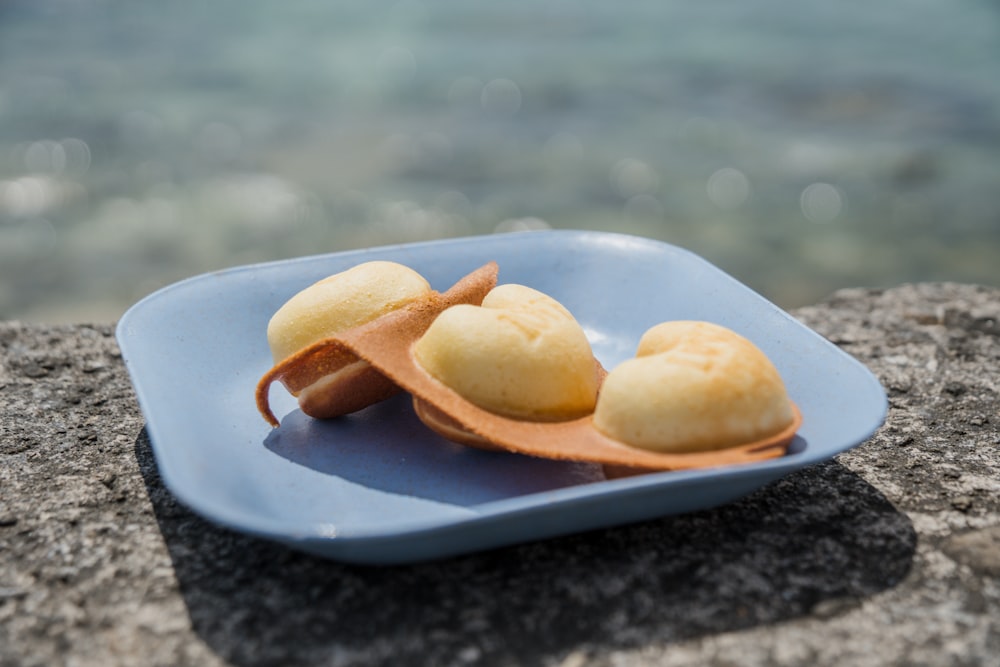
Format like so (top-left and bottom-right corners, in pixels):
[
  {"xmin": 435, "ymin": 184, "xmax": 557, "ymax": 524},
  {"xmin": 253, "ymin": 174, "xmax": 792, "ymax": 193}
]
[{"xmin": 263, "ymin": 272, "xmax": 801, "ymax": 472}]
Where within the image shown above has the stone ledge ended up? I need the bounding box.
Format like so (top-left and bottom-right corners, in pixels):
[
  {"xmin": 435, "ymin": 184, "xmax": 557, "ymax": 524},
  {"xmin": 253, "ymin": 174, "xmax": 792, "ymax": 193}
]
[{"xmin": 0, "ymin": 282, "xmax": 997, "ymax": 667}]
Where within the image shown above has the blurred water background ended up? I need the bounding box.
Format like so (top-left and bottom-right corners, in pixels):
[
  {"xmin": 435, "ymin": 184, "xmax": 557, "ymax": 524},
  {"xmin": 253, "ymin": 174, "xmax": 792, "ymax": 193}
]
[{"xmin": 1, "ymin": 0, "xmax": 998, "ymax": 322}]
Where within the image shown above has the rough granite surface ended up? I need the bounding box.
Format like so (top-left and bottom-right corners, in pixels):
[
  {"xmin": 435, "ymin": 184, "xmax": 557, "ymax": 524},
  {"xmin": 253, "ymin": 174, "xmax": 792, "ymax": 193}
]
[{"xmin": 0, "ymin": 282, "xmax": 998, "ymax": 667}]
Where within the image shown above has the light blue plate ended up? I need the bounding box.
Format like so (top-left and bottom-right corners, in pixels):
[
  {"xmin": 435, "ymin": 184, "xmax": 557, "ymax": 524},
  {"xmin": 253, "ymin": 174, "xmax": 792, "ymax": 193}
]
[{"xmin": 117, "ymin": 230, "xmax": 886, "ymax": 564}]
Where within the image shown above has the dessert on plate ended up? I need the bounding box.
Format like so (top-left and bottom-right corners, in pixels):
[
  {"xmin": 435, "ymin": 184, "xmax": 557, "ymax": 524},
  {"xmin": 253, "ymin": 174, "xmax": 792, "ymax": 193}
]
[
  {"xmin": 255, "ymin": 261, "xmax": 497, "ymax": 426},
  {"xmin": 256, "ymin": 261, "xmax": 800, "ymax": 473}
]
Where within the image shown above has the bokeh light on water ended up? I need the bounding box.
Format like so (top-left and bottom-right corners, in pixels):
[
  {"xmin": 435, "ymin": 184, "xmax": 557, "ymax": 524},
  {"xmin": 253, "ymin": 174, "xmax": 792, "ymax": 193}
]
[
  {"xmin": 800, "ymin": 183, "xmax": 844, "ymax": 225},
  {"xmin": 1, "ymin": 0, "xmax": 998, "ymax": 322}
]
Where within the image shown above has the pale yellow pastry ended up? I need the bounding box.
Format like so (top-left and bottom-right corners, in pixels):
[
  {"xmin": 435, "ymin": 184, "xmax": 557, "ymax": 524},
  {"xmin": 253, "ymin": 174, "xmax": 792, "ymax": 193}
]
[
  {"xmin": 412, "ymin": 284, "xmax": 599, "ymax": 421},
  {"xmin": 593, "ymin": 321, "xmax": 794, "ymax": 453},
  {"xmin": 256, "ymin": 261, "xmax": 499, "ymax": 427},
  {"xmin": 267, "ymin": 261, "xmax": 431, "ymax": 364},
  {"xmin": 260, "ymin": 261, "xmax": 431, "ymax": 424}
]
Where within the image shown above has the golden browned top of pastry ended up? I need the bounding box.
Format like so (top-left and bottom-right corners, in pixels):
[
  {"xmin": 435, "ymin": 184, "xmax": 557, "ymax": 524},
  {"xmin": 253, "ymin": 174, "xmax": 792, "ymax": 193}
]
[
  {"xmin": 267, "ymin": 260, "xmax": 431, "ymax": 364},
  {"xmin": 412, "ymin": 284, "xmax": 599, "ymax": 421},
  {"xmin": 593, "ymin": 321, "xmax": 795, "ymax": 453}
]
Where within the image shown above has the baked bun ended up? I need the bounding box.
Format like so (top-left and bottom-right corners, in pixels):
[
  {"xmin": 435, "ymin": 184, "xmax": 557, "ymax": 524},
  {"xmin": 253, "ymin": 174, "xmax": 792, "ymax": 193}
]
[
  {"xmin": 412, "ymin": 284, "xmax": 599, "ymax": 421},
  {"xmin": 593, "ymin": 321, "xmax": 794, "ymax": 453},
  {"xmin": 267, "ymin": 261, "xmax": 431, "ymax": 364},
  {"xmin": 256, "ymin": 261, "xmax": 498, "ymax": 426}
]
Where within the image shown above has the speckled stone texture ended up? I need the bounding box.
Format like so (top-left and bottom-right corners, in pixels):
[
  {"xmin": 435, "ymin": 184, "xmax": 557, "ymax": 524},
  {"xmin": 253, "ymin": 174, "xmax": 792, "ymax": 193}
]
[{"xmin": 1, "ymin": 282, "xmax": 997, "ymax": 667}]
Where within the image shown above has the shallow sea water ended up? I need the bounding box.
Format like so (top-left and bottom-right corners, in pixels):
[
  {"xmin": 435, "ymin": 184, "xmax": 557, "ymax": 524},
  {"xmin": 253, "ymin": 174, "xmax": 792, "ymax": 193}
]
[{"xmin": 1, "ymin": 0, "xmax": 998, "ymax": 321}]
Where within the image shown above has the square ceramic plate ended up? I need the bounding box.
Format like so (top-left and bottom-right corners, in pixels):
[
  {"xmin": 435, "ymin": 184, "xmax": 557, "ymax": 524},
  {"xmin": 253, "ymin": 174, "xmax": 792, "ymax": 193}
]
[{"xmin": 117, "ymin": 230, "xmax": 886, "ymax": 564}]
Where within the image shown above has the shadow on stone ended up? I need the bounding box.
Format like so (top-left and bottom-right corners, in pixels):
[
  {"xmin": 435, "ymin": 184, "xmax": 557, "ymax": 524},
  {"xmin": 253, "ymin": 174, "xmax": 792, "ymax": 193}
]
[{"xmin": 135, "ymin": 429, "xmax": 915, "ymax": 667}]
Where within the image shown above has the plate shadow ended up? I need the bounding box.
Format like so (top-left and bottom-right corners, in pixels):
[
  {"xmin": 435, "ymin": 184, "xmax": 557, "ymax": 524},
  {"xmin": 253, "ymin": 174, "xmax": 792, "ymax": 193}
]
[{"xmin": 135, "ymin": 429, "xmax": 915, "ymax": 667}]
